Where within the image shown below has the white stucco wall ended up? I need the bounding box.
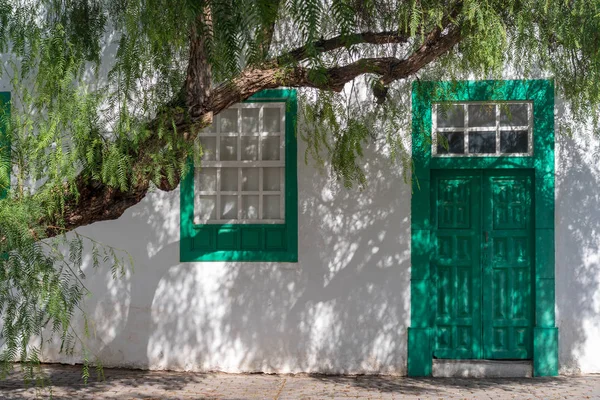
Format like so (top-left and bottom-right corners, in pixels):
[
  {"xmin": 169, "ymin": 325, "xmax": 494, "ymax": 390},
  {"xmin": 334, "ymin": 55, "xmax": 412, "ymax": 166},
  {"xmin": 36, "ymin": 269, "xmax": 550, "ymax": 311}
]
[
  {"xmin": 33, "ymin": 100, "xmax": 600, "ymax": 375},
  {"xmin": 3, "ymin": 49, "xmax": 600, "ymax": 374},
  {"xmin": 555, "ymin": 113, "xmax": 600, "ymax": 374},
  {"xmin": 38, "ymin": 136, "xmax": 413, "ymax": 375}
]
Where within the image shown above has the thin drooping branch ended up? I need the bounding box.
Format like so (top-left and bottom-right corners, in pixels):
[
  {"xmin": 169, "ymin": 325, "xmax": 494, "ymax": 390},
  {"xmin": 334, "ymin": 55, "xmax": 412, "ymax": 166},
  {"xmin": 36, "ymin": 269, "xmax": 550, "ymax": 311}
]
[
  {"xmin": 280, "ymin": 30, "xmax": 411, "ymax": 63},
  {"xmin": 44, "ymin": 21, "xmax": 462, "ymax": 238}
]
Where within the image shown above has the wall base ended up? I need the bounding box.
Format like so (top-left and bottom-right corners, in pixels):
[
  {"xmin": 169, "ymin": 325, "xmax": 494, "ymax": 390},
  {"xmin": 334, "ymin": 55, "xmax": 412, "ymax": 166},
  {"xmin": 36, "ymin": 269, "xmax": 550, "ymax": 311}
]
[{"xmin": 432, "ymin": 360, "xmax": 533, "ymax": 378}]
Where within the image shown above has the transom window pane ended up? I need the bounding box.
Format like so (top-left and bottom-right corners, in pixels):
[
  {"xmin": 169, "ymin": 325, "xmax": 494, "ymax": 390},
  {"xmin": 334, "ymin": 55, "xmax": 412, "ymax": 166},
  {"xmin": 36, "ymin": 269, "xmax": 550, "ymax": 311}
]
[
  {"xmin": 500, "ymin": 130, "xmax": 528, "ymax": 153},
  {"xmin": 433, "ymin": 102, "xmax": 532, "ymax": 157},
  {"xmin": 436, "ymin": 132, "xmax": 464, "ymax": 154},
  {"xmin": 436, "ymin": 105, "xmax": 464, "ymax": 128},
  {"xmin": 194, "ymin": 103, "xmax": 286, "ymax": 224},
  {"xmin": 468, "ymin": 131, "xmax": 496, "ymax": 154}
]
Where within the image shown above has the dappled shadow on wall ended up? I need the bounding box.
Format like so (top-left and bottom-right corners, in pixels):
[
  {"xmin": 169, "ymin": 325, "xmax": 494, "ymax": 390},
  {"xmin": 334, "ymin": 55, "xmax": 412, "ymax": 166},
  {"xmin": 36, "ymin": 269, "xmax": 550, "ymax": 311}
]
[
  {"xmin": 554, "ymin": 109, "xmax": 600, "ymax": 374},
  {"xmin": 55, "ymin": 139, "xmax": 411, "ymax": 375}
]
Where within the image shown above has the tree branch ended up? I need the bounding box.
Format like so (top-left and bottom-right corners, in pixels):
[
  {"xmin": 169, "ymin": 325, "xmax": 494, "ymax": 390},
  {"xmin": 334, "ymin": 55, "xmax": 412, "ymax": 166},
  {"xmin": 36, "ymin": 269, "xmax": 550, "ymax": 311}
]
[
  {"xmin": 279, "ymin": 30, "xmax": 410, "ymax": 64},
  {"xmin": 43, "ymin": 22, "xmax": 462, "ymax": 238},
  {"xmin": 186, "ymin": 5, "xmax": 213, "ymax": 118},
  {"xmin": 258, "ymin": 0, "xmax": 282, "ymax": 59}
]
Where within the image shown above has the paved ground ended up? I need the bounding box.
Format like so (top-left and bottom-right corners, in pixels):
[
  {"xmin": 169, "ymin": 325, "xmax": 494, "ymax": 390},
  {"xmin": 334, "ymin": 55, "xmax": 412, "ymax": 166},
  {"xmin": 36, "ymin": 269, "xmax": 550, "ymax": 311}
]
[{"xmin": 0, "ymin": 365, "xmax": 599, "ymax": 399}]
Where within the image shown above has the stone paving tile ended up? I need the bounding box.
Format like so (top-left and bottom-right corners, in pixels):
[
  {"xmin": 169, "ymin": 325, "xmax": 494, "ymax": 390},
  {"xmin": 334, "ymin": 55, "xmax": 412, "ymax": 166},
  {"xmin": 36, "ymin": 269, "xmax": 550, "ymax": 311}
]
[{"xmin": 0, "ymin": 365, "xmax": 599, "ymax": 399}]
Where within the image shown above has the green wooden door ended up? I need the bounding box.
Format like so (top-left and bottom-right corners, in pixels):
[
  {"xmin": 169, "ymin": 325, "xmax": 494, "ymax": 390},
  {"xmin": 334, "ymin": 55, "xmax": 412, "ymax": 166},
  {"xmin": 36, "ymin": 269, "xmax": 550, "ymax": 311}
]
[
  {"xmin": 431, "ymin": 169, "xmax": 534, "ymax": 360},
  {"xmin": 431, "ymin": 170, "xmax": 483, "ymax": 359},
  {"xmin": 482, "ymin": 170, "xmax": 534, "ymax": 359}
]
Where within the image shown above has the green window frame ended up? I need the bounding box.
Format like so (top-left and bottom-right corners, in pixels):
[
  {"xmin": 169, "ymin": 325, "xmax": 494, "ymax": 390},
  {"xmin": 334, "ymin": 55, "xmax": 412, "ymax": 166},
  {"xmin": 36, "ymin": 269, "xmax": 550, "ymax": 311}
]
[
  {"xmin": 0, "ymin": 92, "xmax": 10, "ymax": 200},
  {"xmin": 180, "ymin": 89, "xmax": 298, "ymax": 262},
  {"xmin": 408, "ymin": 80, "xmax": 557, "ymax": 377}
]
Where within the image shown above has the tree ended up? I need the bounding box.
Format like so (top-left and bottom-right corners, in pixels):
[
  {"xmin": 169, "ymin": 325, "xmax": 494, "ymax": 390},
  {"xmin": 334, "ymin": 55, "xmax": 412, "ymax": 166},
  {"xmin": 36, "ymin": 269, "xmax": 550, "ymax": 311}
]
[{"xmin": 1, "ymin": 0, "xmax": 600, "ymax": 378}]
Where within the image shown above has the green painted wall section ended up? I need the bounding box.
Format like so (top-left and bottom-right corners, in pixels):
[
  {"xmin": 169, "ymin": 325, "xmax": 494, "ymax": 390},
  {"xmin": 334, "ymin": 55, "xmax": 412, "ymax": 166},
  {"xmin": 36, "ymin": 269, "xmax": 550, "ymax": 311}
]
[
  {"xmin": 0, "ymin": 92, "xmax": 9, "ymax": 200},
  {"xmin": 180, "ymin": 89, "xmax": 298, "ymax": 262},
  {"xmin": 409, "ymin": 80, "xmax": 557, "ymax": 377}
]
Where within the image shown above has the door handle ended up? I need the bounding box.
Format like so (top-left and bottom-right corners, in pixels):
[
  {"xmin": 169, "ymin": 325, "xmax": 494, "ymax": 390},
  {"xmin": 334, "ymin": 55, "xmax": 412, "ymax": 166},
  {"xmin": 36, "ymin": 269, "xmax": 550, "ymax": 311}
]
[{"xmin": 484, "ymin": 231, "xmax": 488, "ymax": 243}]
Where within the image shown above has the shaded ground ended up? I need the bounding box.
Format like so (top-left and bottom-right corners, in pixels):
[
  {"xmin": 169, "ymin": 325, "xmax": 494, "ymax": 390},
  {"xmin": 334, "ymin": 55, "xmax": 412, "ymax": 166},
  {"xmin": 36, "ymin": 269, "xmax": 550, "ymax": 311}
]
[{"xmin": 0, "ymin": 364, "xmax": 598, "ymax": 399}]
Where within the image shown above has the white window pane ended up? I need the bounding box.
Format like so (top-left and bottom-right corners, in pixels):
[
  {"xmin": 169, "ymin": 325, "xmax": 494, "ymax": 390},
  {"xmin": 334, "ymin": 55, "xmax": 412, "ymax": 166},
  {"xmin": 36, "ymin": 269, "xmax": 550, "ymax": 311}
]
[
  {"xmin": 468, "ymin": 104, "xmax": 495, "ymax": 127},
  {"xmin": 242, "ymin": 168, "xmax": 259, "ymax": 191},
  {"xmin": 201, "ymin": 123, "xmax": 215, "ymax": 133},
  {"xmin": 221, "ymin": 195, "xmax": 238, "ymax": 220},
  {"xmin": 195, "ymin": 195, "xmax": 216, "ymax": 220},
  {"xmin": 242, "ymin": 108, "xmax": 259, "ymax": 134},
  {"xmin": 241, "ymin": 137, "xmax": 258, "ymax": 160},
  {"xmin": 263, "ymin": 167, "xmax": 280, "ymax": 191},
  {"xmin": 220, "ymin": 167, "xmax": 238, "ymax": 191},
  {"xmin": 219, "ymin": 109, "xmax": 239, "ymax": 133},
  {"xmin": 195, "ymin": 168, "xmax": 217, "ymax": 191},
  {"xmin": 263, "ymin": 195, "xmax": 280, "ymax": 219},
  {"xmin": 242, "ymin": 195, "xmax": 259, "ymax": 219},
  {"xmin": 263, "ymin": 108, "xmax": 281, "ymax": 132},
  {"xmin": 261, "ymin": 137, "xmax": 280, "ymax": 160},
  {"xmin": 220, "ymin": 137, "xmax": 238, "ymax": 161},
  {"xmin": 198, "ymin": 137, "xmax": 216, "ymax": 161}
]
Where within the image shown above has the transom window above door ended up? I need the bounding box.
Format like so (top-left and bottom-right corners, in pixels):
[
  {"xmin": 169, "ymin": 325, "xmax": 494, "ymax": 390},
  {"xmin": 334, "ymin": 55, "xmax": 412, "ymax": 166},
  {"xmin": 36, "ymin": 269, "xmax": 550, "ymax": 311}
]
[
  {"xmin": 195, "ymin": 103, "xmax": 286, "ymax": 224},
  {"xmin": 432, "ymin": 102, "xmax": 532, "ymax": 156}
]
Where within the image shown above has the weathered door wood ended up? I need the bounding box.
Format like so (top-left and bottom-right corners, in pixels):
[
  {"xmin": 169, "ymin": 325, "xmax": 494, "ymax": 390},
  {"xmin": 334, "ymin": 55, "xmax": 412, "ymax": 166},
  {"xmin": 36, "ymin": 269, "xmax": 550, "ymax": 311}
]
[
  {"xmin": 482, "ymin": 170, "xmax": 534, "ymax": 359},
  {"xmin": 431, "ymin": 169, "xmax": 534, "ymax": 360},
  {"xmin": 431, "ymin": 170, "xmax": 482, "ymax": 359}
]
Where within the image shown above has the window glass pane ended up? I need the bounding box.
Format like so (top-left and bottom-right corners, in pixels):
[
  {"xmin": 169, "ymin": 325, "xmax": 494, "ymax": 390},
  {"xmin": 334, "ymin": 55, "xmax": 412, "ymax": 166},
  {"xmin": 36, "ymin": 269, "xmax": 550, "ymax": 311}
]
[
  {"xmin": 219, "ymin": 109, "xmax": 238, "ymax": 133},
  {"xmin": 201, "ymin": 122, "xmax": 215, "ymax": 133},
  {"xmin": 198, "ymin": 137, "xmax": 216, "ymax": 161},
  {"xmin": 468, "ymin": 131, "xmax": 496, "ymax": 154},
  {"xmin": 468, "ymin": 104, "xmax": 496, "ymax": 127},
  {"xmin": 437, "ymin": 132, "xmax": 464, "ymax": 154},
  {"xmin": 500, "ymin": 104, "xmax": 528, "ymax": 127},
  {"xmin": 436, "ymin": 105, "xmax": 464, "ymax": 128},
  {"xmin": 263, "ymin": 167, "xmax": 280, "ymax": 191},
  {"xmin": 220, "ymin": 167, "xmax": 238, "ymax": 191},
  {"xmin": 242, "ymin": 168, "xmax": 259, "ymax": 191},
  {"xmin": 263, "ymin": 195, "xmax": 280, "ymax": 219},
  {"xmin": 195, "ymin": 168, "xmax": 217, "ymax": 191},
  {"xmin": 500, "ymin": 130, "xmax": 528, "ymax": 153},
  {"xmin": 261, "ymin": 137, "xmax": 280, "ymax": 160},
  {"xmin": 241, "ymin": 137, "xmax": 258, "ymax": 160},
  {"xmin": 242, "ymin": 195, "xmax": 259, "ymax": 219},
  {"xmin": 221, "ymin": 195, "xmax": 238, "ymax": 219},
  {"xmin": 241, "ymin": 108, "xmax": 259, "ymax": 134},
  {"xmin": 195, "ymin": 195, "xmax": 216, "ymax": 220},
  {"xmin": 264, "ymin": 108, "xmax": 281, "ymax": 132},
  {"xmin": 220, "ymin": 137, "xmax": 238, "ymax": 161}
]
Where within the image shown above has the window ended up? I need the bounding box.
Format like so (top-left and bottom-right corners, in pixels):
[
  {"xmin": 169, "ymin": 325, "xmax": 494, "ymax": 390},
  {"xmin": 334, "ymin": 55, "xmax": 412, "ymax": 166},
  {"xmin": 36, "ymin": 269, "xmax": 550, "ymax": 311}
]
[
  {"xmin": 0, "ymin": 92, "xmax": 10, "ymax": 200},
  {"xmin": 433, "ymin": 102, "xmax": 532, "ymax": 157},
  {"xmin": 195, "ymin": 103, "xmax": 286, "ymax": 224},
  {"xmin": 180, "ymin": 89, "xmax": 297, "ymax": 262}
]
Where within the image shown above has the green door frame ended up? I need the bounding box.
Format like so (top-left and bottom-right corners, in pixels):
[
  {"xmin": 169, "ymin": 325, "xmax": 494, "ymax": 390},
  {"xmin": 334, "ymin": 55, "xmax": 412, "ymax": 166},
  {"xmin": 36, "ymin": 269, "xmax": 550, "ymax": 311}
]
[{"xmin": 408, "ymin": 80, "xmax": 557, "ymax": 377}]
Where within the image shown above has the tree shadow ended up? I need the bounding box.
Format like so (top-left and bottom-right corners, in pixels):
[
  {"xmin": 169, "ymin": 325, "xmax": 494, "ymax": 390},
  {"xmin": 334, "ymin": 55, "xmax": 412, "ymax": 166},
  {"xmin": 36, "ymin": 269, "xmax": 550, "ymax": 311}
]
[
  {"xmin": 40, "ymin": 132, "xmax": 412, "ymax": 377},
  {"xmin": 32, "ymin": 82, "xmax": 600, "ymax": 381}
]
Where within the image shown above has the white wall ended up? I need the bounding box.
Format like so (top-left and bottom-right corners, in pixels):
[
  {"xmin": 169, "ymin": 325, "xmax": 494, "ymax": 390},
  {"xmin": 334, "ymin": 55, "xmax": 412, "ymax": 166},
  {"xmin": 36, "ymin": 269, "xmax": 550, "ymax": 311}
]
[
  {"xmin": 555, "ymin": 110, "xmax": 600, "ymax": 374},
  {"xmin": 39, "ymin": 136, "xmax": 412, "ymax": 374},
  {"xmin": 4, "ymin": 48, "xmax": 600, "ymax": 373}
]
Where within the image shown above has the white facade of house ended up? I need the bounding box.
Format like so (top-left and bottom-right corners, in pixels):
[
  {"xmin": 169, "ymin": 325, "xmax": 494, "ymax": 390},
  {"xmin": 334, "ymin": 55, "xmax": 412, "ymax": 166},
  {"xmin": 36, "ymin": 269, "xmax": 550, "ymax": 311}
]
[{"xmin": 2, "ymin": 65, "xmax": 600, "ymax": 376}]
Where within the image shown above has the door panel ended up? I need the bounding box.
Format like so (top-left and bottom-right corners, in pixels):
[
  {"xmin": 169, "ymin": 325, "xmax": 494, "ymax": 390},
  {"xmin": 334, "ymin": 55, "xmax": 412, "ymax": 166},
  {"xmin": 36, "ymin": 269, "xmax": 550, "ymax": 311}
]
[
  {"xmin": 431, "ymin": 171, "xmax": 482, "ymax": 359},
  {"xmin": 483, "ymin": 171, "xmax": 534, "ymax": 359},
  {"xmin": 431, "ymin": 169, "xmax": 534, "ymax": 360}
]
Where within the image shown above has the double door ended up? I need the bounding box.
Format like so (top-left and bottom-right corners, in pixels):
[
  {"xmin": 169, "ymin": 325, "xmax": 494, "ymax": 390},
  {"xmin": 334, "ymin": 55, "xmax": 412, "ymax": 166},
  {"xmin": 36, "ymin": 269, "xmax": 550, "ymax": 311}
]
[{"xmin": 431, "ymin": 169, "xmax": 534, "ymax": 359}]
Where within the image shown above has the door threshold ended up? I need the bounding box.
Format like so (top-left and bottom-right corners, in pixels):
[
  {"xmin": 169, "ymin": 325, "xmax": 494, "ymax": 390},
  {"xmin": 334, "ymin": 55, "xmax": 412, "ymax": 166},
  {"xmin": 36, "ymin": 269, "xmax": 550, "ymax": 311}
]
[{"xmin": 432, "ymin": 359, "xmax": 533, "ymax": 378}]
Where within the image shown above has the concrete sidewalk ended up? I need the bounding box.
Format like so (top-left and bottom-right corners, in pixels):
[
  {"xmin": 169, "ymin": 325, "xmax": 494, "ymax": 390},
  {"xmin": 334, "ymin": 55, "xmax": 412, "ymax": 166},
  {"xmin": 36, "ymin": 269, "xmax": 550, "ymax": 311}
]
[{"xmin": 0, "ymin": 365, "xmax": 598, "ymax": 399}]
